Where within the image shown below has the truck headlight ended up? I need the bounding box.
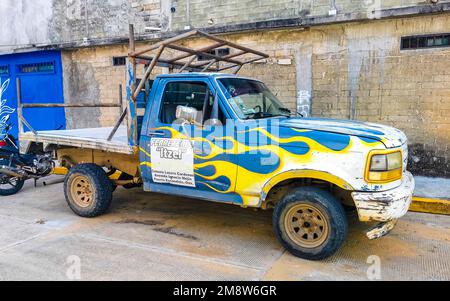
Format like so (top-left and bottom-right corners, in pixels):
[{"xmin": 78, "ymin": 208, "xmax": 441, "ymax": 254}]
[{"xmin": 366, "ymin": 150, "xmax": 403, "ymax": 183}]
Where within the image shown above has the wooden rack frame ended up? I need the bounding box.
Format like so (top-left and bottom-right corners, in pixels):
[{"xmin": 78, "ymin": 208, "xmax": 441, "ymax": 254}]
[
  {"xmin": 126, "ymin": 24, "xmax": 269, "ymax": 146},
  {"xmin": 16, "ymin": 24, "xmax": 269, "ymax": 149},
  {"xmin": 128, "ymin": 24, "xmax": 268, "ymax": 102}
]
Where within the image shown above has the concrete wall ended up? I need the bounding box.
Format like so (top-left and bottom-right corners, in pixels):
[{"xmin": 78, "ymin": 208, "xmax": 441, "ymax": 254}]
[
  {"xmin": 0, "ymin": 0, "xmax": 165, "ymax": 52},
  {"xmin": 0, "ymin": 0, "xmax": 53, "ymax": 52},
  {"xmin": 2, "ymin": 0, "xmax": 450, "ymax": 52},
  {"xmin": 170, "ymin": 0, "xmax": 435, "ymax": 30}
]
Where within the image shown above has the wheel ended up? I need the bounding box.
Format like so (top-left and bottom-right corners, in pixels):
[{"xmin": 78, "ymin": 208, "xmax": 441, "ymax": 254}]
[
  {"xmin": 0, "ymin": 175, "xmax": 25, "ymax": 196},
  {"xmin": 273, "ymin": 187, "xmax": 348, "ymax": 260},
  {"xmin": 64, "ymin": 163, "xmax": 113, "ymax": 217}
]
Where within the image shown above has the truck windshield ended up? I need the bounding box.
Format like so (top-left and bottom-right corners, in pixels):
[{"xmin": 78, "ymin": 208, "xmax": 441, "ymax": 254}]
[{"xmin": 217, "ymin": 78, "xmax": 291, "ymax": 119}]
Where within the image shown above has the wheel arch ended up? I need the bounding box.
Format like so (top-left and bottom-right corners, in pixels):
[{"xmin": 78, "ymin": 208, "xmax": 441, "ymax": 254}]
[{"xmin": 260, "ymin": 169, "xmax": 354, "ymax": 209}]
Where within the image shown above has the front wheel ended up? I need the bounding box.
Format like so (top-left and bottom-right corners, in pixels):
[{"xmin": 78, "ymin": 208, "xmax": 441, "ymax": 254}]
[
  {"xmin": 64, "ymin": 163, "xmax": 113, "ymax": 217},
  {"xmin": 273, "ymin": 187, "xmax": 348, "ymax": 260},
  {"xmin": 0, "ymin": 175, "xmax": 25, "ymax": 196}
]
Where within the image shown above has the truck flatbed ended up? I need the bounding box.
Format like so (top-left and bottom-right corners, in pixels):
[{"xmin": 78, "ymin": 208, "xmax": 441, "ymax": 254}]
[{"xmin": 19, "ymin": 126, "xmax": 134, "ymax": 154}]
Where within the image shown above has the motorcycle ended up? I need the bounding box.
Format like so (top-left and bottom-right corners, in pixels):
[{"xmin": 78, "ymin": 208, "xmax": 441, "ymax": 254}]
[{"xmin": 0, "ymin": 116, "xmax": 54, "ymax": 196}]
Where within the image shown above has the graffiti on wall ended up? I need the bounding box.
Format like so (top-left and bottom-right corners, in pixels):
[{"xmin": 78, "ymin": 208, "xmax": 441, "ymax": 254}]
[
  {"xmin": 0, "ymin": 79, "xmax": 15, "ymax": 139},
  {"xmin": 297, "ymin": 90, "xmax": 311, "ymax": 117},
  {"xmin": 366, "ymin": 0, "xmax": 382, "ymax": 19}
]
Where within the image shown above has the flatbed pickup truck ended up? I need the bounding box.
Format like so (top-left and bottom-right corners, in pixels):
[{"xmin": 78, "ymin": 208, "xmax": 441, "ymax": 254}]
[{"xmin": 18, "ymin": 29, "xmax": 414, "ymax": 260}]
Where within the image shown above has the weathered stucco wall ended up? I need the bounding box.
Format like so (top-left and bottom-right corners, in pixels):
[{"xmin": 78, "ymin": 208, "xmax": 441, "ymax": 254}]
[
  {"xmin": 0, "ymin": 0, "xmax": 53, "ymax": 52},
  {"xmin": 0, "ymin": 0, "xmax": 165, "ymax": 52},
  {"xmin": 2, "ymin": 0, "xmax": 450, "ymax": 52},
  {"xmin": 170, "ymin": 0, "xmax": 439, "ymax": 30},
  {"xmin": 64, "ymin": 13, "xmax": 450, "ymax": 177}
]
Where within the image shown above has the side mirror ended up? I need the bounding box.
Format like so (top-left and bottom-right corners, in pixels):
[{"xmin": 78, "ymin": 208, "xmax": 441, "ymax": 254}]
[
  {"xmin": 176, "ymin": 105, "xmax": 198, "ymax": 124},
  {"xmin": 204, "ymin": 118, "xmax": 222, "ymax": 127}
]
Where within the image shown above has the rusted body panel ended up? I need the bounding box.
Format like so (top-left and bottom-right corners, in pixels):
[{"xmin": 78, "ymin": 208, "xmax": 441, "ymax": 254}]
[
  {"xmin": 57, "ymin": 147, "xmax": 139, "ymax": 176},
  {"xmin": 352, "ymin": 172, "xmax": 414, "ymax": 223},
  {"xmin": 366, "ymin": 220, "xmax": 398, "ymax": 240}
]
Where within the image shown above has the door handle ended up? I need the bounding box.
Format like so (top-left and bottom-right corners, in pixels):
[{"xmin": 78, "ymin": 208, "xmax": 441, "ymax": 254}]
[
  {"xmin": 193, "ymin": 147, "xmax": 203, "ymax": 155},
  {"xmin": 148, "ymin": 130, "xmax": 166, "ymax": 137}
]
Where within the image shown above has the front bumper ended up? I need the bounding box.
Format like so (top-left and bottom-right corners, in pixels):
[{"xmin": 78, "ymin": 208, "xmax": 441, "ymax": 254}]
[{"xmin": 352, "ymin": 172, "xmax": 415, "ymax": 223}]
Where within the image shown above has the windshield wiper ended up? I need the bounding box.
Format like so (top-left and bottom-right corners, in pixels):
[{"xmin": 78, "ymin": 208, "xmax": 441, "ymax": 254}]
[
  {"xmin": 280, "ymin": 107, "xmax": 302, "ymax": 118},
  {"xmin": 279, "ymin": 107, "xmax": 291, "ymax": 113},
  {"xmin": 245, "ymin": 112, "xmax": 290, "ymax": 120}
]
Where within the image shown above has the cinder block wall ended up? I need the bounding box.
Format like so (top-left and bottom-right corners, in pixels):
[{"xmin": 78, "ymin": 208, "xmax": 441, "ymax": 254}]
[{"xmin": 62, "ymin": 13, "xmax": 450, "ymax": 177}]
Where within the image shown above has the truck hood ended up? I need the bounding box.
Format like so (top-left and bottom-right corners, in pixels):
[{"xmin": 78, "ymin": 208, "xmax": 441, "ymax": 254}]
[{"xmin": 278, "ymin": 117, "xmax": 407, "ymax": 148}]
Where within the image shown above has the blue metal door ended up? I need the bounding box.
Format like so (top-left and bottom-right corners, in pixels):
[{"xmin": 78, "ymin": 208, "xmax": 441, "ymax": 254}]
[{"xmin": 0, "ymin": 50, "xmax": 65, "ymax": 140}]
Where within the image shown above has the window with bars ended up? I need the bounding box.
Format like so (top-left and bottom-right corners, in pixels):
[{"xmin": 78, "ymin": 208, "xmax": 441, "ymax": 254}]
[
  {"xmin": 17, "ymin": 62, "xmax": 55, "ymax": 74},
  {"xmin": 0, "ymin": 65, "xmax": 9, "ymax": 76},
  {"xmin": 197, "ymin": 48, "xmax": 230, "ymax": 61},
  {"xmin": 401, "ymin": 34, "xmax": 450, "ymax": 50},
  {"xmin": 113, "ymin": 56, "xmax": 127, "ymax": 66}
]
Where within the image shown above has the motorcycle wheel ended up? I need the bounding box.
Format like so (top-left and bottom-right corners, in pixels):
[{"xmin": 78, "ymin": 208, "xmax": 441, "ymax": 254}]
[{"xmin": 0, "ymin": 176, "xmax": 25, "ymax": 196}]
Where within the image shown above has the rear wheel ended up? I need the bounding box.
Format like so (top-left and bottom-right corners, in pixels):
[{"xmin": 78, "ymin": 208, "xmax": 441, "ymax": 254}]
[
  {"xmin": 64, "ymin": 163, "xmax": 113, "ymax": 217},
  {"xmin": 0, "ymin": 175, "xmax": 25, "ymax": 196},
  {"xmin": 273, "ymin": 187, "xmax": 348, "ymax": 260}
]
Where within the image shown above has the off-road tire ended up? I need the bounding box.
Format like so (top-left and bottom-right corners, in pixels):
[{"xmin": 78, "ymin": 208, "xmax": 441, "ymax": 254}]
[
  {"xmin": 64, "ymin": 163, "xmax": 113, "ymax": 217},
  {"xmin": 0, "ymin": 159, "xmax": 25, "ymax": 196},
  {"xmin": 0, "ymin": 177, "xmax": 25, "ymax": 196},
  {"xmin": 273, "ymin": 187, "xmax": 348, "ymax": 260}
]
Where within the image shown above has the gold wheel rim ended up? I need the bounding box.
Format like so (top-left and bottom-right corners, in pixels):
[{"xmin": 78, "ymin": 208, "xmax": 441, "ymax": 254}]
[
  {"xmin": 70, "ymin": 175, "xmax": 94, "ymax": 208},
  {"xmin": 284, "ymin": 204, "xmax": 329, "ymax": 248}
]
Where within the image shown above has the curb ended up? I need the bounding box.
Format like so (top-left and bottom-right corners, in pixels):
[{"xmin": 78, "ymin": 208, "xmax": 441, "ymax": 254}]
[{"xmin": 410, "ymin": 197, "xmax": 450, "ymax": 215}]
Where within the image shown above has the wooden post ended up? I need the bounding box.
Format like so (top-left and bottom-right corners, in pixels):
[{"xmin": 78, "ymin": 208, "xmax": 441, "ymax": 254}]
[
  {"xmin": 16, "ymin": 82, "xmax": 37, "ymax": 136},
  {"xmin": 119, "ymin": 84, "xmax": 123, "ymax": 115},
  {"xmin": 233, "ymin": 65, "xmax": 243, "ymax": 74},
  {"xmin": 132, "ymin": 45, "xmax": 164, "ymax": 100},
  {"xmin": 106, "ymin": 84, "xmax": 126, "ymax": 141},
  {"xmin": 22, "ymin": 103, "xmax": 121, "ymax": 108},
  {"xmin": 178, "ymin": 55, "xmax": 197, "ymax": 73},
  {"xmin": 128, "ymin": 24, "xmax": 138, "ymax": 146},
  {"xmin": 129, "ymin": 24, "xmax": 136, "ymax": 90},
  {"xmin": 107, "ymin": 108, "xmax": 128, "ymax": 142},
  {"xmin": 16, "ymin": 78, "xmax": 23, "ymax": 135},
  {"xmin": 201, "ymin": 59, "xmax": 217, "ymax": 72}
]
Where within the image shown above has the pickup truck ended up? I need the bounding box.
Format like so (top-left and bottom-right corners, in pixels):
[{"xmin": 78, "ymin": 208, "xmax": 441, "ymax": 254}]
[{"xmin": 18, "ymin": 29, "xmax": 414, "ymax": 260}]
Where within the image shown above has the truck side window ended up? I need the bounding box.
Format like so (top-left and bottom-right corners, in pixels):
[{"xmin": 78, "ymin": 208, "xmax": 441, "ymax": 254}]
[
  {"xmin": 159, "ymin": 81, "xmax": 207, "ymax": 124},
  {"xmin": 159, "ymin": 81, "xmax": 225, "ymax": 125}
]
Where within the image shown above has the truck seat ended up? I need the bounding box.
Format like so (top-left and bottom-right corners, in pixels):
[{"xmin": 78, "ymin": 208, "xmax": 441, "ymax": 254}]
[{"xmin": 161, "ymin": 103, "xmax": 178, "ymax": 124}]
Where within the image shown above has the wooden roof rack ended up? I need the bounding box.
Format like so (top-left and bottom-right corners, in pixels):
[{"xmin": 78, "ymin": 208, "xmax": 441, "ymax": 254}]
[{"xmin": 127, "ymin": 24, "xmax": 269, "ymax": 101}]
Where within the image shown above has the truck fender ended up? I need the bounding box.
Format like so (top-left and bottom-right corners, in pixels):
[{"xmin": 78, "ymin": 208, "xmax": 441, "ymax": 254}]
[{"xmin": 260, "ymin": 169, "xmax": 354, "ymax": 202}]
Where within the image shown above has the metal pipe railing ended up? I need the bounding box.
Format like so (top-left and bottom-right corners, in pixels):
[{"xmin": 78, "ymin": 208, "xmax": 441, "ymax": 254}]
[{"xmin": 16, "ymin": 78, "xmax": 124, "ymax": 141}]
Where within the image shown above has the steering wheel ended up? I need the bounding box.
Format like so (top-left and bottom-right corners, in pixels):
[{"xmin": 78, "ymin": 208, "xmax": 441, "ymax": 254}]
[{"xmin": 253, "ymin": 105, "xmax": 262, "ymax": 114}]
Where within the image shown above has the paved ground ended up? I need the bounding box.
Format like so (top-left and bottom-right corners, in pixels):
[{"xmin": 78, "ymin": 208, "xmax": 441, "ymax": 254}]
[
  {"xmin": 0, "ymin": 176, "xmax": 449, "ymax": 281},
  {"xmin": 414, "ymin": 176, "xmax": 450, "ymax": 199}
]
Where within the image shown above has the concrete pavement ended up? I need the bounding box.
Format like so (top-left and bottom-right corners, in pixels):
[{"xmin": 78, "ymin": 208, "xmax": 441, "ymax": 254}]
[
  {"xmin": 0, "ymin": 175, "xmax": 449, "ymax": 281},
  {"xmin": 414, "ymin": 176, "xmax": 450, "ymax": 199}
]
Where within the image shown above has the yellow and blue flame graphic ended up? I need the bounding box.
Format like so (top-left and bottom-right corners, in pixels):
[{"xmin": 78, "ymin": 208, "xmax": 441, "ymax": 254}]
[{"xmin": 140, "ymin": 121, "xmax": 387, "ymax": 207}]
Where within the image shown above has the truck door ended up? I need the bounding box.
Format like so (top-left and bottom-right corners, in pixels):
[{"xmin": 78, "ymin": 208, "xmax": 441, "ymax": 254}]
[{"xmin": 140, "ymin": 78, "xmax": 241, "ymax": 204}]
